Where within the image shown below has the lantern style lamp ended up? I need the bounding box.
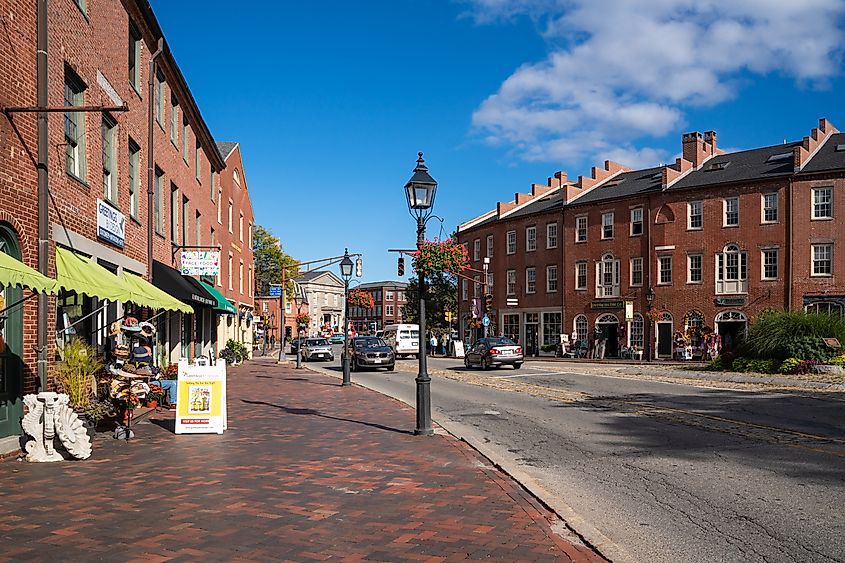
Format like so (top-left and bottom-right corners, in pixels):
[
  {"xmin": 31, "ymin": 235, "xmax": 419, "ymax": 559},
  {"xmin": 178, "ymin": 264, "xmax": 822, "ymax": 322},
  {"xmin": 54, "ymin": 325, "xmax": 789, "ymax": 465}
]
[{"xmin": 340, "ymin": 249, "xmax": 354, "ymax": 386}]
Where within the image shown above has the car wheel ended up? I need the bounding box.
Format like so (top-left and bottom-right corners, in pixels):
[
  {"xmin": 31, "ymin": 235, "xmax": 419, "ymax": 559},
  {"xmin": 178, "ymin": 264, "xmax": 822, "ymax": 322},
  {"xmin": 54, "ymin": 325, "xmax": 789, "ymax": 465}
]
[
  {"xmin": 513, "ymin": 362, "xmax": 523, "ymax": 369},
  {"xmin": 464, "ymin": 357, "xmax": 471, "ymax": 369},
  {"xmin": 482, "ymin": 357, "xmax": 491, "ymax": 370},
  {"xmin": 350, "ymin": 358, "xmax": 357, "ymax": 372},
  {"xmin": 386, "ymin": 364, "xmax": 395, "ymax": 371}
]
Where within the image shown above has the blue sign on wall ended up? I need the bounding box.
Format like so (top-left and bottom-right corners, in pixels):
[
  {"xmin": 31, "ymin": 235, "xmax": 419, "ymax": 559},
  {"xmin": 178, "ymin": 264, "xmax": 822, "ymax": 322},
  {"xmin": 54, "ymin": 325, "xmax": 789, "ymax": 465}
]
[
  {"xmin": 269, "ymin": 285, "xmax": 282, "ymax": 297},
  {"xmin": 482, "ymin": 315, "xmax": 490, "ymax": 327}
]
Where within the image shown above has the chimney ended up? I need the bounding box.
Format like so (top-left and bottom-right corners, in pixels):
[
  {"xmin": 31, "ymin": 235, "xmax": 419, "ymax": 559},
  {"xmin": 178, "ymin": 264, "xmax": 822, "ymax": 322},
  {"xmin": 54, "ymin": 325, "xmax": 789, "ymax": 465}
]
[
  {"xmin": 793, "ymin": 117, "xmax": 839, "ymax": 171},
  {"xmin": 547, "ymin": 171, "xmax": 568, "ymax": 188},
  {"xmin": 682, "ymin": 131, "xmax": 708, "ymax": 168},
  {"xmin": 704, "ymin": 130, "xmax": 717, "ymax": 152}
]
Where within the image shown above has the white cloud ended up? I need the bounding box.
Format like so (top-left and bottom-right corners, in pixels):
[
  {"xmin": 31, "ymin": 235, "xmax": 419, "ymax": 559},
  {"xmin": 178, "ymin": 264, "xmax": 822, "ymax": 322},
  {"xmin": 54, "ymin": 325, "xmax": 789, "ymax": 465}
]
[{"xmin": 465, "ymin": 0, "xmax": 845, "ymax": 167}]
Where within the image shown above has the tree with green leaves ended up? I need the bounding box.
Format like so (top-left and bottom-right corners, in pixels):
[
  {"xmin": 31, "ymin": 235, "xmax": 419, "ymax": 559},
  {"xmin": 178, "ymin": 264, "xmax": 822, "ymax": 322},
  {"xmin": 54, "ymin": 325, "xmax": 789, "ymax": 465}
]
[
  {"xmin": 402, "ymin": 271, "xmax": 457, "ymax": 335},
  {"xmin": 253, "ymin": 224, "xmax": 299, "ymax": 299}
]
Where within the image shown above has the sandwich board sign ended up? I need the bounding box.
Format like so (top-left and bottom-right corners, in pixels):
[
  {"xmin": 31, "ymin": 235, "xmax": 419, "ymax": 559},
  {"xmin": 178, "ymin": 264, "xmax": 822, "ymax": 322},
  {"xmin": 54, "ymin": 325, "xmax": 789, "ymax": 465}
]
[{"xmin": 175, "ymin": 358, "xmax": 227, "ymax": 434}]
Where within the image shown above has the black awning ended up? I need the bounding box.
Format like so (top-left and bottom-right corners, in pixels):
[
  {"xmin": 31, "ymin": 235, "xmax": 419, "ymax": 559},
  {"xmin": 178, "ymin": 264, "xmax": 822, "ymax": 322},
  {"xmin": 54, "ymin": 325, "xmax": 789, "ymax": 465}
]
[{"xmin": 152, "ymin": 260, "xmax": 216, "ymax": 308}]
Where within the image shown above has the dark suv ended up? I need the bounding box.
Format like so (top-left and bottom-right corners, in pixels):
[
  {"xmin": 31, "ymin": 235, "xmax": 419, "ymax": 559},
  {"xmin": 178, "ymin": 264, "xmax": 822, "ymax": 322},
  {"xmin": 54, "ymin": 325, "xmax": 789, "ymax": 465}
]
[{"xmin": 347, "ymin": 336, "xmax": 395, "ymax": 371}]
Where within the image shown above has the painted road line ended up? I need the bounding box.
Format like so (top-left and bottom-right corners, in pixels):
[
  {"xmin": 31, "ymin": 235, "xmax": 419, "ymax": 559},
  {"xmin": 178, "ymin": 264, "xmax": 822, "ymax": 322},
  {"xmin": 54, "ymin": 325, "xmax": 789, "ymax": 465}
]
[{"xmin": 492, "ymin": 372, "xmax": 562, "ymax": 379}]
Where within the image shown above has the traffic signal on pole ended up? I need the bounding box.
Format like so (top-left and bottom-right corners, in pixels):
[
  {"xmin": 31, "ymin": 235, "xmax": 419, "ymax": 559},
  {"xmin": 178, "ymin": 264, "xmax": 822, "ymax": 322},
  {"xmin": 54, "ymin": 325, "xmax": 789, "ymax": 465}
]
[
  {"xmin": 355, "ymin": 257, "xmax": 363, "ymax": 277},
  {"xmin": 398, "ymin": 256, "xmax": 405, "ymax": 277},
  {"xmin": 484, "ymin": 293, "xmax": 493, "ymax": 314},
  {"xmin": 445, "ymin": 311, "xmax": 452, "ymax": 322}
]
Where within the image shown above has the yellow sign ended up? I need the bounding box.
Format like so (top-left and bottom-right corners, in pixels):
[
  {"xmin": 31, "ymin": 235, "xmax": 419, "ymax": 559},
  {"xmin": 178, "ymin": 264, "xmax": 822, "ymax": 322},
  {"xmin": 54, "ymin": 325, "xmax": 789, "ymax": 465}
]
[{"xmin": 175, "ymin": 359, "xmax": 227, "ymax": 434}]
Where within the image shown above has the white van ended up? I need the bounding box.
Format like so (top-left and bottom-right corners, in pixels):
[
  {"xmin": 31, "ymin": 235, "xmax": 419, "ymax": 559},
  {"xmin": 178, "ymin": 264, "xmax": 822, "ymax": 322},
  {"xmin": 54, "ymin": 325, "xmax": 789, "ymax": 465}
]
[{"xmin": 382, "ymin": 323, "xmax": 420, "ymax": 358}]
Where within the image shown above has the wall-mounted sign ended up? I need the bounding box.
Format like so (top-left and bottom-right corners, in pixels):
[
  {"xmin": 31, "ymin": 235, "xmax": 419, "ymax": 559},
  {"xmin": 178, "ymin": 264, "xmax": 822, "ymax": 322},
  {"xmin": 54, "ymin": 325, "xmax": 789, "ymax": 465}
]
[
  {"xmin": 96, "ymin": 199, "xmax": 125, "ymax": 248},
  {"xmin": 625, "ymin": 301, "xmax": 634, "ymax": 321},
  {"xmin": 268, "ymin": 285, "xmax": 282, "ymax": 297},
  {"xmin": 506, "ymin": 298, "xmax": 519, "ymax": 307},
  {"xmin": 180, "ymin": 251, "xmax": 221, "ymax": 276},
  {"xmin": 591, "ymin": 300, "xmax": 623, "ymax": 310},
  {"xmin": 715, "ymin": 297, "xmax": 746, "ymax": 307}
]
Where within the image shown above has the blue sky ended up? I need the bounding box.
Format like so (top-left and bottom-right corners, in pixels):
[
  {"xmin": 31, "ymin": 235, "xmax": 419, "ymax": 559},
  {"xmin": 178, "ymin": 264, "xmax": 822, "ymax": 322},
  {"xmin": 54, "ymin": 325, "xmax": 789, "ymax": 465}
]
[{"xmin": 151, "ymin": 0, "xmax": 845, "ymax": 283}]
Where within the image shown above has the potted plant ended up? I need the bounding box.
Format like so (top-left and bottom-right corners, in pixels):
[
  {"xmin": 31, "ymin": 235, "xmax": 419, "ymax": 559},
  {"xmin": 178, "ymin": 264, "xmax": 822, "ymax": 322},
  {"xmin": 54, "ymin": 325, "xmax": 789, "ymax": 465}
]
[
  {"xmin": 80, "ymin": 398, "xmax": 116, "ymax": 434},
  {"xmin": 295, "ymin": 312, "xmax": 311, "ymax": 328},
  {"xmin": 411, "ymin": 238, "xmax": 469, "ymax": 277},
  {"xmin": 145, "ymin": 384, "xmax": 165, "ymax": 408},
  {"xmin": 347, "ymin": 289, "xmax": 374, "ymax": 309},
  {"xmin": 55, "ymin": 338, "xmax": 102, "ymax": 436}
]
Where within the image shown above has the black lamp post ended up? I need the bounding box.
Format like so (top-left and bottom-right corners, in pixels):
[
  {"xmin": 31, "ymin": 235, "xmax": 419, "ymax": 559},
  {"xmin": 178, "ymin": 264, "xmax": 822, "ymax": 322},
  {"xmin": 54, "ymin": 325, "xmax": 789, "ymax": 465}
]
[
  {"xmin": 405, "ymin": 152, "xmax": 438, "ymax": 436},
  {"xmin": 646, "ymin": 286, "xmax": 655, "ymax": 362},
  {"xmin": 270, "ymin": 313, "xmax": 276, "ymax": 349},
  {"xmin": 340, "ymin": 249, "xmax": 354, "ymax": 386}
]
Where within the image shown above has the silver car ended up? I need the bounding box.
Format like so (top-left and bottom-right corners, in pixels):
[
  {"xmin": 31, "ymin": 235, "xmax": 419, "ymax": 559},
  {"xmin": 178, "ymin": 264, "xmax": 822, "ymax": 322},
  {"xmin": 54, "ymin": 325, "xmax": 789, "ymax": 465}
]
[{"xmin": 302, "ymin": 338, "xmax": 335, "ymax": 362}]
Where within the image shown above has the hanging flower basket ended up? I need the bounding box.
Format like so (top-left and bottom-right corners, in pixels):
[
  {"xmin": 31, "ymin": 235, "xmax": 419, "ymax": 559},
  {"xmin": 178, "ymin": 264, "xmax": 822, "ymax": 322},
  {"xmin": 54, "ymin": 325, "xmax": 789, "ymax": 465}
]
[
  {"xmin": 467, "ymin": 318, "xmax": 482, "ymax": 330},
  {"xmin": 412, "ymin": 238, "xmax": 469, "ymax": 277},
  {"xmin": 295, "ymin": 312, "xmax": 310, "ymax": 327},
  {"xmin": 645, "ymin": 308, "xmax": 661, "ymax": 323},
  {"xmin": 347, "ymin": 288, "xmax": 374, "ymax": 309}
]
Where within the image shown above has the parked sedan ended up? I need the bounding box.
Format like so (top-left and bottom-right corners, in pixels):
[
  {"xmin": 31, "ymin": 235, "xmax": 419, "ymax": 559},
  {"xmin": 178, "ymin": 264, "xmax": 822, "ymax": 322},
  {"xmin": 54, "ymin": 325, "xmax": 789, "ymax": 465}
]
[
  {"xmin": 302, "ymin": 338, "xmax": 335, "ymax": 362},
  {"xmin": 329, "ymin": 333, "xmax": 346, "ymax": 344},
  {"xmin": 347, "ymin": 336, "xmax": 395, "ymax": 371},
  {"xmin": 464, "ymin": 337, "xmax": 523, "ymax": 370}
]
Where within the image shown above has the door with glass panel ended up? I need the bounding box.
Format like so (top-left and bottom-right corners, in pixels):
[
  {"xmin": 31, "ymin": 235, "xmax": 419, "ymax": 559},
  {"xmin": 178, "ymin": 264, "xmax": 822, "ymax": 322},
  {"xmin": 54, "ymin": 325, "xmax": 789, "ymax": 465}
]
[{"xmin": 0, "ymin": 225, "xmax": 24, "ymax": 438}]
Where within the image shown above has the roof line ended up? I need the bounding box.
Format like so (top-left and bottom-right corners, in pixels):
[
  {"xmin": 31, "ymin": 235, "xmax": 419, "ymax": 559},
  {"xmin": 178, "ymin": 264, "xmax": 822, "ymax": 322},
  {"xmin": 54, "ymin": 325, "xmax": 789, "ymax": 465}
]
[
  {"xmin": 499, "ymin": 186, "xmax": 562, "ymax": 220},
  {"xmin": 458, "ymin": 209, "xmax": 497, "ymax": 232},
  {"xmin": 566, "ymin": 170, "xmax": 626, "ymax": 204}
]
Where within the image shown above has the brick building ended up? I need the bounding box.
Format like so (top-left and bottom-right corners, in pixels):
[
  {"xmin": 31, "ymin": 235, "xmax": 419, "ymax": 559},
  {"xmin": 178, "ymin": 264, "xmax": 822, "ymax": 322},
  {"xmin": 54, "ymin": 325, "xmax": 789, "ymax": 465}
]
[
  {"xmin": 457, "ymin": 118, "xmax": 845, "ymax": 360},
  {"xmin": 348, "ymin": 281, "xmax": 408, "ymax": 333},
  {"xmin": 0, "ymin": 0, "xmax": 254, "ymax": 445}
]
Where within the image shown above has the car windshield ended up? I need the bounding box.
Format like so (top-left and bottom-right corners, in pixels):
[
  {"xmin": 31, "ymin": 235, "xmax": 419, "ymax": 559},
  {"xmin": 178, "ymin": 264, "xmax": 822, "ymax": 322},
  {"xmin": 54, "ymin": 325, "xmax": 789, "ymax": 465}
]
[
  {"xmin": 307, "ymin": 339, "xmax": 329, "ymax": 346},
  {"xmin": 355, "ymin": 338, "xmax": 387, "ymax": 348},
  {"xmin": 486, "ymin": 337, "xmax": 517, "ymax": 346}
]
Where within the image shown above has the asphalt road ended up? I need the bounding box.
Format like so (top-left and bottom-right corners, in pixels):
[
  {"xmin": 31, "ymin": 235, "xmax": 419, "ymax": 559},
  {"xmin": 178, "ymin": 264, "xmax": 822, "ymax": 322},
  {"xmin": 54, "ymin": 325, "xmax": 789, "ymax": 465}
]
[{"xmin": 297, "ymin": 348, "xmax": 845, "ymax": 563}]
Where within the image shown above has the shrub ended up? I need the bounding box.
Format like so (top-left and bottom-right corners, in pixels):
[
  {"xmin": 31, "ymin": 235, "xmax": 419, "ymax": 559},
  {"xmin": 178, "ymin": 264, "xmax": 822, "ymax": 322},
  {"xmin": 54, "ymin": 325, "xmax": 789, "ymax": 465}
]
[
  {"xmin": 795, "ymin": 359, "xmax": 823, "ymax": 374},
  {"xmin": 55, "ymin": 338, "xmax": 102, "ymax": 410},
  {"xmin": 705, "ymin": 357, "xmax": 725, "ymax": 371},
  {"xmin": 827, "ymin": 353, "xmax": 845, "ymax": 366},
  {"xmin": 743, "ymin": 311, "xmax": 845, "ymax": 360},
  {"xmin": 731, "ymin": 357, "xmax": 751, "ymax": 372},
  {"xmin": 779, "ymin": 357, "xmax": 802, "ymax": 374},
  {"xmin": 783, "ymin": 336, "xmax": 834, "ymax": 362},
  {"xmin": 747, "ymin": 359, "xmax": 777, "ymax": 374},
  {"xmin": 541, "ymin": 344, "xmax": 557, "ymax": 353}
]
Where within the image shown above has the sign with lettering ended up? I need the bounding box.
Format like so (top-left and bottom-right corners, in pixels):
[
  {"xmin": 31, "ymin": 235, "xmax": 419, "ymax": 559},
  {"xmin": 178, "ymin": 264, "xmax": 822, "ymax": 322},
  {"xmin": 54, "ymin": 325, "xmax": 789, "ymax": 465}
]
[
  {"xmin": 268, "ymin": 285, "xmax": 282, "ymax": 297},
  {"xmin": 96, "ymin": 199, "xmax": 125, "ymax": 248},
  {"xmin": 180, "ymin": 250, "xmax": 221, "ymax": 276},
  {"xmin": 175, "ymin": 359, "xmax": 227, "ymax": 435},
  {"xmin": 715, "ymin": 297, "xmax": 746, "ymax": 307},
  {"xmin": 591, "ymin": 300, "xmax": 623, "ymax": 310},
  {"xmin": 625, "ymin": 301, "xmax": 634, "ymax": 321}
]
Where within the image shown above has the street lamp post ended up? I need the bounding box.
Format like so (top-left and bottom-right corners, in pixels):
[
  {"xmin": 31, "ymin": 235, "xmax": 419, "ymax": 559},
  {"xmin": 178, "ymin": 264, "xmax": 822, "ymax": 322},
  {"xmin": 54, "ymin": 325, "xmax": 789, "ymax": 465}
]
[
  {"xmin": 404, "ymin": 152, "xmax": 438, "ymax": 436},
  {"xmin": 646, "ymin": 286, "xmax": 655, "ymax": 362},
  {"xmin": 340, "ymin": 249, "xmax": 354, "ymax": 386},
  {"xmin": 270, "ymin": 313, "xmax": 276, "ymax": 350}
]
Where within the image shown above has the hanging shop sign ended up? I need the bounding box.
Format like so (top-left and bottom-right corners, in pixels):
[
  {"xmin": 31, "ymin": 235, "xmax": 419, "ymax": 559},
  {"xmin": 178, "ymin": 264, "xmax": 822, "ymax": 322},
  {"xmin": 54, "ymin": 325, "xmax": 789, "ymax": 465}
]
[
  {"xmin": 268, "ymin": 285, "xmax": 282, "ymax": 297},
  {"xmin": 175, "ymin": 359, "xmax": 227, "ymax": 435},
  {"xmin": 715, "ymin": 297, "xmax": 746, "ymax": 307},
  {"xmin": 180, "ymin": 250, "xmax": 221, "ymax": 276},
  {"xmin": 591, "ymin": 300, "xmax": 623, "ymax": 310},
  {"xmin": 96, "ymin": 199, "xmax": 125, "ymax": 248},
  {"xmin": 625, "ymin": 301, "xmax": 634, "ymax": 321}
]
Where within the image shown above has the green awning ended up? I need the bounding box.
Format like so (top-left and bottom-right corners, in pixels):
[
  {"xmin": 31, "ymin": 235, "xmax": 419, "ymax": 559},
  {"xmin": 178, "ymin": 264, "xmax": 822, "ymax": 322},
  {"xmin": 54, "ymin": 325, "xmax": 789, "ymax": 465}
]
[
  {"xmin": 123, "ymin": 272, "xmax": 194, "ymax": 314},
  {"xmin": 55, "ymin": 247, "xmax": 134, "ymax": 303},
  {"xmin": 198, "ymin": 280, "xmax": 237, "ymax": 314},
  {"xmin": 0, "ymin": 251, "xmax": 57, "ymax": 294}
]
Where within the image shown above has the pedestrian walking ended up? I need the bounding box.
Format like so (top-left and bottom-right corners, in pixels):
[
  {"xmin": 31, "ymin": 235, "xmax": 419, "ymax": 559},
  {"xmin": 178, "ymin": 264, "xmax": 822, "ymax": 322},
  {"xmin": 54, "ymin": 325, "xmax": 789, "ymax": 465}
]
[
  {"xmin": 429, "ymin": 334, "xmax": 437, "ymax": 356},
  {"xmin": 270, "ymin": 334, "xmax": 276, "ymax": 349},
  {"xmin": 440, "ymin": 333, "xmax": 448, "ymax": 357}
]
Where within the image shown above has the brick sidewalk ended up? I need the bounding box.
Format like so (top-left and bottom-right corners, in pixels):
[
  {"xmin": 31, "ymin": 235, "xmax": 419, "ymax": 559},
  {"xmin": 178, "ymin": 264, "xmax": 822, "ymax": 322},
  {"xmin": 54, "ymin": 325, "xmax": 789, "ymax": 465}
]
[{"xmin": 0, "ymin": 360, "xmax": 604, "ymax": 562}]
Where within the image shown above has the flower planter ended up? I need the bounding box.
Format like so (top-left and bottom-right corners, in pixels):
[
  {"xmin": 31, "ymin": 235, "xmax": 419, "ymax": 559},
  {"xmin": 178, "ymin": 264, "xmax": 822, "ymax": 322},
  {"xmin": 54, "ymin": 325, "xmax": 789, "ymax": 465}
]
[{"xmin": 145, "ymin": 400, "xmax": 158, "ymax": 409}]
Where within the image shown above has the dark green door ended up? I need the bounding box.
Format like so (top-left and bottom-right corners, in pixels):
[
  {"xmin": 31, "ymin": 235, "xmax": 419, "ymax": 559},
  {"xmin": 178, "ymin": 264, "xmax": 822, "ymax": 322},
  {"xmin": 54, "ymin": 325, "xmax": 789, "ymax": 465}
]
[{"xmin": 0, "ymin": 224, "xmax": 24, "ymax": 439}]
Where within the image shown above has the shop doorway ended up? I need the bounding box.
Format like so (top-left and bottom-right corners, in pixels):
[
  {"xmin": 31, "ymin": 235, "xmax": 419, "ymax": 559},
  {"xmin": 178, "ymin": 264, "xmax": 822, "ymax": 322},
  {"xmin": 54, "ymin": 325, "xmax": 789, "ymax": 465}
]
[
  {"xmin": 0, "ymin": 224, "xmax": 24, "ymax": 439},
  {"xmin": 524, "ymin": 313, "xmax": 539, "ymax": 357},
  {"xmin": 716, "ymin": 311, "xmax": 747, "ymax": 353},
  {"xmin": 596, "ymin": 314, "xmax": 620, "ymax": 358},
  {"xmin": 656, "ymin": 314, "xmax": 674, "ymax": 358}
]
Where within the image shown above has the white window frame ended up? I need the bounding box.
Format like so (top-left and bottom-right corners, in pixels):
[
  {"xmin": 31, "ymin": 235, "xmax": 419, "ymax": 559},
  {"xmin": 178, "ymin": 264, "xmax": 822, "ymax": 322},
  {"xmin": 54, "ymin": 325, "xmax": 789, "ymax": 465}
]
[
  {"xmin": 762, "ymin": 192, "xmax": 778, "ymax": 224},
  {"xmin": 812, "ymin": 243, "xmax": 833, "ymax": 276},
  {"xmin": 596, "ymin": 254, "xmax": 620, "ymax": 297},
  {"xmin": 762, "ymin": 248, "xmax": 778, "ymax": 280},
  {"xmin": 724, "ymin": 197, "xmax": 739, "ymax": 227},
  {"xmin": 688, "ymin": 201, "xmax": 703, "ymax": 230},
  {"xmin": 462, "ymin": 279, "xmax": 468, "ymax": 300},
  {"xmin": 64, "ymin": 67, "xmax": 87, "ymax": 181},
  {"xmin": 546, "ymin": 223, "xmax": 558, "ymax": 249},
  {"xmin": 575, "ymin": 315, "xmax": 588, "ymax": 343},
  {"xmin": 812, "ymin": 188, "xmax": 833, "ymax": 220},
  {"xmin": 473, "ymin": 238, "xmax": 481, "ymax": 261},
  {"xmin": 506, "ymin": 270, "xmax": 517, "ymax": 295},
  {"xmin": 576, "ymin": 216, "xmax": 588, "ymax": 242},
  {"xmin": 546, "ymin": 265, "xmax": 557, "ymax": 292},
  {"xmin": 486, "ymin": 235, "xmax": 493, "ymax": 258},
  {"xmin": 473, "ymin": 275, "xmax": 481, "ymax": 299},
  {"xmin": 575, "ymin": 262, "xmax": 587, "ymax": 290},
  {"xmin": 658, "ymin": 255, "xmax": 673, "ymax": 286},
  {"xmin": 506, "ymin": 231, "xmax": 517, "ymax": 254},
  {"xmin": 525, "ymin": 268, "xmax": 536, "ymax": 294},
  {"xmin": 386, "ymin": 305, "xmax": 394, "ymax": 316},
  {"xmin": 630, "ymin": 257, "xmax": 643, "ymax": 287},
  {"xmin": 688, "ymin": 254, "xmax": 703, "ymax": 284},
  {"xmin": 630, "ymin": 207, "xmax": 643, "ymax": 236},
  {"xmin": 526, "ymin": 226, "xmax": 537, "ymax": 252},
  {"xmin": 601, "ymin": 212, "xmax": 614, "ymax": 240},
  {"xmin": 101, "ymin": 117, "xmax": 118, "ymax": 203},
  {"xmin": 716, "ymin": 244, "xmax": 748, "ymax": 293}
]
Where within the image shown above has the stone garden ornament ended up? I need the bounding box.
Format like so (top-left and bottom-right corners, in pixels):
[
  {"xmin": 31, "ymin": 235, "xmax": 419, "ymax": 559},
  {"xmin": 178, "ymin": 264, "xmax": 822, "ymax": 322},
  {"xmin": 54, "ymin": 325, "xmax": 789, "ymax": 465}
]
[{"xmin": 22, "ymin": 392, "xmax": 92, "ymax": 462}]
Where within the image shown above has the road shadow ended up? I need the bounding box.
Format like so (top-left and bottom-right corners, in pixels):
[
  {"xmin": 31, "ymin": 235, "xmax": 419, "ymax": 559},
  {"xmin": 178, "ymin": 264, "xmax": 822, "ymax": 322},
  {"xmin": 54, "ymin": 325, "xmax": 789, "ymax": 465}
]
[{"xmin": 241, "ymin": 398, "xmax": 414, "ymax": 435}]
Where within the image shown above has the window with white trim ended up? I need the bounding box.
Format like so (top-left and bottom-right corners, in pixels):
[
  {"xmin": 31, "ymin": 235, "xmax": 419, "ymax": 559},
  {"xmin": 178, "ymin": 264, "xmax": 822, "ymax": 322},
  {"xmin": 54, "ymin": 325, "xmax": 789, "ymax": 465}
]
[
  {"xmin": 596, "ymin": 254, "xmax": 620, "ymax": 297},
  {"xmin": 812, "ymin": 244, "xmax": 832, "ymax": 276},
  {"xmin": 487, "ymin": 273, "xmax": 493, "ymax": 290},
  {"xmin": 805, "ymin": 302, "xmax": 842, "ymax": 315},
  {"xmin": 575, "ymin": 315, "xmax": 588, "ymax": 343},
  {"xmin": 542, "ymin": 312, "xmax": 561, "ymax": 346},
  {"xmin": 576, "ymin": 216, "xmax": 587, "ymax": 242},
  {"xmin": 658, "ymin": 255, "xmax": 672, "ymax": 285},
  {"xmin": 473, "ymin": 238, "xmax": 481, "ymax": 261},
  {"xmin": 486, "ymin": 235, "xmax": 493, "ymax": 258},
  {"xmin": 546, "ymin": 265, "xmax": 557, "ymax": 292},
  {"xmin": 688, "ymin": 201, "xmax": 703, "ymax": 230},
  {"xmin": 602, "ymin": 212, "xmax": 614, "ymax": 239},
  {"xmin": 716, "ymin": 244, "xmax": 748, "ymax": 293},
  {"xmin": 630, "ymin": 257, "xmax": 643, "ymax": 287},
  {"xmin": 762, "ymin": 249, "xmax": 778, "ymax": 280},
  {"xmin": 101, "ymin": 115, "xmax": 118, "ymax": 203},
  {"xmin": 386, "ymin": 305, "xmax": 394, "ymax": 316},
  {"xmin": 762, "ymin": 193, "xmax": 778, "ymax": 223},
  {"xmin": 724, "ymin": 197, "xmax": 739, "ymax": 226},
  {"xmin": 129, "ymin": 21, "xmax": 141, "ymax": 90},
  {"xmin": 813, "ymin": 188, "xmax": 833, "ymax": 219},
  {"xmin": 170, "ymin": 94, "xmax": 179, "ymax": 145},
  {"xmin": 154, "ymin": 70, "xmax": 165, "ymax": 125},
  {"xmin": 526, "ymin": 226, "xmax": 537, "ymax": 251},
  {"xmin": 506, "ymin": 231, "xmax": 516, "ymax": 254},
  {"xmin": 688, "ymin": 254, "xmax": 702, "ymax": 283},
  {"xmin": 462, "ymin": 279, "xmax": 468, "ymax": 300},
  {"xmin": 64, "ymin": 66, "xmax": 87, "ymax": 180},
  {"xmin": 504, "ymin": 314, "xmax": 520, "ymax": 342},
  {"xmin": 630, "ymin": 207, "xmax": 643, "ymax": 236},
  {"xmin": 128, "ymin": 139, "xmax": 140, "ymax": 219},
  {"xmin": 473, "ymin": 275, "xmax": 481, "ymax": 299},
  {"xmin": 506, "ymin": 270, "xmax": 516, "ymax": 295},
  {"xmin": 547, "ymin": 223, "xmax": 557, "ymax": 249},
  {"xmin": 575, "ymin": 261, "xmax": 587, "ymax": 290},
  {"xmin": 630, "ymin": 314, "xmax": 644, "ymax": 349},
  {"xmin": 526, "ymin": 268, "xmax": 536, "ymax": 294}
]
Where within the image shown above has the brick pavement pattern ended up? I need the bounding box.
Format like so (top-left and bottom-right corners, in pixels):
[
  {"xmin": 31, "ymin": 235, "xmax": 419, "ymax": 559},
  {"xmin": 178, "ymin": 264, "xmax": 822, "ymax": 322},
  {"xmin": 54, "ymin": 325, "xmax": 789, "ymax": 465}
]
[{"xmin": 0, "ymin": 360, "xmax": 604, "ymax": 562}]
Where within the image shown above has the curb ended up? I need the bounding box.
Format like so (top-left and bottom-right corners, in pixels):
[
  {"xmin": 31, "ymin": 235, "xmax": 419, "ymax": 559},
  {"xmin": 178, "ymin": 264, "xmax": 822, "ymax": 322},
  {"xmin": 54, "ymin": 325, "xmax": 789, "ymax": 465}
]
[{"xmin": 295, "ymin": 360, "xmax": 630, "ymax": 563}]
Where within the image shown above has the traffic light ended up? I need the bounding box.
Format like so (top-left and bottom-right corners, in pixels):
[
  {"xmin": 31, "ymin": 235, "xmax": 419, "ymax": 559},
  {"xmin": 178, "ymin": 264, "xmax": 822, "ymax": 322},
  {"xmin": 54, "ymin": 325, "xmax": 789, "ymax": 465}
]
[
  {"xmin": 445, "ymin": 311, "xmax": 453, "ymax": 322},
  {"xmin": 398, "ymin": 256, "xmax": 405, "ymax": 277},
  {"xmin": 355, "ymin": 257, "xmax": 363, "ymax": 277},
  {"xmin": 484, "ymin": 293, "xmax": 494, "ymax": 314}
]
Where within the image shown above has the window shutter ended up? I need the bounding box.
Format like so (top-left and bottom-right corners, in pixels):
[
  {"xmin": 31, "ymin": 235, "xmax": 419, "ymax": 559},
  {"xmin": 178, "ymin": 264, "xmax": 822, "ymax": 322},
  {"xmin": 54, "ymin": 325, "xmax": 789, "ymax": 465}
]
[{"xmin": 614, "ymin": 260, "xmax": 620, "ymax": 295}]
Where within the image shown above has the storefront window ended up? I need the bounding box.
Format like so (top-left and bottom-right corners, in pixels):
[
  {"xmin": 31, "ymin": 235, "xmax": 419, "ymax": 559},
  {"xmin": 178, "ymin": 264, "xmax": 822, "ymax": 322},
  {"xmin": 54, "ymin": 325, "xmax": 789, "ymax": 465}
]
[
  {"xmin": 503, "ymin": 313, "xmax": 519, "ymax": 343},
  {"xmin": 575, "ymin": 315, "xmax": 588, "ymax": 343},
  {"xmin": 542, "ymin": 312, "xmax": 561, "ymax": 346},
  {"xmin": 630, "ymin": 314, "xmax": 644, "ymax": 349},
  {"xmin": 805, "ymin": 302, "xmax": 843, "ymax": 316}
]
